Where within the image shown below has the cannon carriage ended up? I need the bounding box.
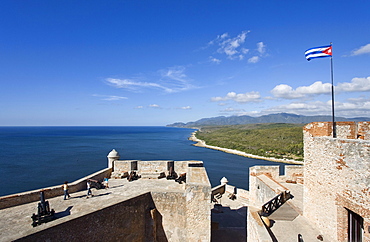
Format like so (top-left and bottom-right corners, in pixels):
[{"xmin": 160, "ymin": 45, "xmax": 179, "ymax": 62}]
[{"xmin": 31, "ymin": 191, "xmax": 55, "ymax": 227}]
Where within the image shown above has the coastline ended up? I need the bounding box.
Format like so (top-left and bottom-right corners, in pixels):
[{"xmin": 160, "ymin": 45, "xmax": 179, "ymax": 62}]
[{"xmin": 188, "ymin": 131, "xmax": 303, "ymax": 165}]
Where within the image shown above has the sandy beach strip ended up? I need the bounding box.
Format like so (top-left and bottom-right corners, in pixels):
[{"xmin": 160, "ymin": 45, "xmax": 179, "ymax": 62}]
[{"xmin": 188, "ymin": 131, "xmax": 303, "ymax": 165}]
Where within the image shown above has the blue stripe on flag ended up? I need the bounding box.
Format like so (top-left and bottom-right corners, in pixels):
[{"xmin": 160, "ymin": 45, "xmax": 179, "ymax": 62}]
[
  {"xmin": 305, "ymin": 45, "xmax": 332, "ymax": 61},
  {"xmin": 305, "ymin": 45, "xmax": 331, "ymax": 54}
]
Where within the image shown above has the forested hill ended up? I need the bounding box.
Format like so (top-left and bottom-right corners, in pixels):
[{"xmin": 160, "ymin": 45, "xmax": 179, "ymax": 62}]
[
  {"xmin": 194, "ymin": 123, "xmax": 305, "ymax": 161},
  {"xmin": 167, "ymin": 113, "xmax": 370, "ymax": 128}
]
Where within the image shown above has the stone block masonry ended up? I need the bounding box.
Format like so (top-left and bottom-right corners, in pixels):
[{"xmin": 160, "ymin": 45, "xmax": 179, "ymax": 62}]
[
  {"xmin": 17, "ymin": 193, "xmax": 157, "ymax": 242},
  {"xmin": 1, "ymin": 152, "xmax": 211, "ymax": 242},
  {"xmin": 0, "ymin": 167, "xmax": 112, "ymax": 210},
  {"xmin": 304, "ymin": 121, "xmax": 370, "ymax": 241}
]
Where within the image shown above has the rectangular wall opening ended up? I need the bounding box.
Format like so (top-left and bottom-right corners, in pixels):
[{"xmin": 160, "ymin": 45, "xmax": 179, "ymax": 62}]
[{"xmin": 347, "ymin": 208, "xmax": 364, "ymax": 242}]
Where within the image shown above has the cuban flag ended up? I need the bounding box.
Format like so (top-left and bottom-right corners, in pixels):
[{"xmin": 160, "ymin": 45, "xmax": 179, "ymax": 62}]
[{"xmin": 305, "ymin": 45, "xmax": 332, "ymax": 61}]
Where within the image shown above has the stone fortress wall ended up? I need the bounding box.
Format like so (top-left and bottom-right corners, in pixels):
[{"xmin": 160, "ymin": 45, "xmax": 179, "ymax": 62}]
[
  {"xmin": 107, "ymin": 150, "xmax": 211, "ymax": 242},
  {"xmin": 1, "ymin": 150, "xmax": 211, "ymax": 242},
  {"xmin": 0, "ymin": 167, "xmax": 112, "ymax": 210},
  {"xmin": 3, "ymin": 121, "xmax": 369, "ymax": 241},
  {"xmin": 247, "ymin": 165, "xmax": 304, "ymax": 241},
  {"xmin": 303, "ymin": 122, "xmax": 370, "ymax": 241},
  {"xmin": 18, "ymin": 193, "xmax": 160, "ymax": 241},
  {"xmin": 248, "ymin": 165, "xmax": 302, "ymax": 208},
  {"xmin": 247, "ymin": 121, "xmax": 370, "ymax": 241}
]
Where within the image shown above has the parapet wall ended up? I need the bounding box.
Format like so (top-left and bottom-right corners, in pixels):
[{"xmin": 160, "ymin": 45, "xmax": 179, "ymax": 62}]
[
  {"xmin": 17, "ymin": 193, "xmax": 158, "ymax": 241},
  {"xmin": 5, "ymin": 158, "xmax": 211, "ymax": 241},
  {"xmin": 151, "ymin": 191, "xmax": 187, "ymax": 241},
  {"xmin": 247, "ymin": 206, "xmax": 272, "ymax": 242},
  {"xmin": 112, "ymin": 159, "xmax": 189, "ymax": 178},
  {"xmin": 303, "ymin": 121, "xmax": 370, "ymax": 241},
  {"xmin": 185, "ymin": 165, "xmax": 212, "ymax": 241},
  {"xmin": 248, "ymin": 165, "xmax": 302, "ymax": 207},
  {"xmin": 247, "ymin": 165, "xmax": 303, "ymax": 241},
  {"xmin": 304, "ymin": 121, "xmax": 370, "ymax": 140},
  {"xmin": 0, "ymin": 167, "xmax": 112, "ymax": 210},
  {"xmin": 147, "ymin": 161, "xmax": 211, "ymax": 241}
]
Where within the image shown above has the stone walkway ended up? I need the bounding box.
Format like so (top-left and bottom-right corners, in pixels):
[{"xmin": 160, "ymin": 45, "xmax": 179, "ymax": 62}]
[
  {"xmin": 211, "ymin": 193, "xmax": 249, "ymax": 242},
  {"xmin": 268, "ymin": 182, "xmax": 326, "ymax": 242},
  {"xmin": 0, "ymin": 179, "xmax": 329, "ymax": 242},
  {"xmin": 0, "ymin": 179, "xmax": 185, "ymax": 242},
  {"xmin": 210, "ymin": 182, "xmax": 330, "ymax": 242}
]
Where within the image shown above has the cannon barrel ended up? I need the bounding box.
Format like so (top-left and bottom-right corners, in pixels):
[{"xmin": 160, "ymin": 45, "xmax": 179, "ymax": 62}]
[{"xmin": 31, "ymin": 191, "xmax": 55, "ymax": 227}]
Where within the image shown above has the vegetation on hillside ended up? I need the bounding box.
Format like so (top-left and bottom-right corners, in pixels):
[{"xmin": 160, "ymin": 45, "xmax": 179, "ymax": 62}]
[{"xmin": 195, "ymin": 123, "xmax": 304, "ymax": 161}]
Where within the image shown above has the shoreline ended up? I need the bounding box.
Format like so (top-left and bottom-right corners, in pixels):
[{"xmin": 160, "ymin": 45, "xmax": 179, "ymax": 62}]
[{"xmin": 188, "ymin": 131, "xmax": 303, "ymax": 165}]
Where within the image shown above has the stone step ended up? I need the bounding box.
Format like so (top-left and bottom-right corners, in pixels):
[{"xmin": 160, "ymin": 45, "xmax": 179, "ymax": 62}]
[{"xmin": 140, "ymin": 172, "xmax": 165, "ymax": 179}]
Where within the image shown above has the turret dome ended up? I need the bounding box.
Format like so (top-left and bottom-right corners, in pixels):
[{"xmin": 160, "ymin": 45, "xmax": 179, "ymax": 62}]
[{"xmin": 107, "ymin": 149, "xmax": 120, "ymax": 158}]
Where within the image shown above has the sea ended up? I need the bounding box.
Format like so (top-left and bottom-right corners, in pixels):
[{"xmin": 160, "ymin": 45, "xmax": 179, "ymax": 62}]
[{"xmin": 0, "ymin": 126, "xmax": 287, "ymax": 197}]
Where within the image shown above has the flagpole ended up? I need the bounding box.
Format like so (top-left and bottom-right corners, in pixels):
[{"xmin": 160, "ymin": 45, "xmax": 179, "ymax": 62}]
[{"xmin": 330, "ymin": 42, "xmax": 336, "ymax": 138}]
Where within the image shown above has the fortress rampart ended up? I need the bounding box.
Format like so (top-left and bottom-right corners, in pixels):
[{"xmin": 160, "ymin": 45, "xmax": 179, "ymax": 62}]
[
  {"xmin": 3, "ymin": 122, "xmax": 369, "ymax": 241},
  {"xmin": 0, "ymin": 167, "xmax": 112, "ymax": 210},
  {"xmin": 247, "ymin": 165, "xmax": 304, "ymax": 241},
  {"xmin": 0, "ymin": 151, "xmax": 211, "ymax": 242},
  {"xmin": 246, "ymin": 121, "xmax": 370, "ymax": 241},
  {"xmin": 303, "ymin": 121, "xmax": 370, "ymax": 241}
]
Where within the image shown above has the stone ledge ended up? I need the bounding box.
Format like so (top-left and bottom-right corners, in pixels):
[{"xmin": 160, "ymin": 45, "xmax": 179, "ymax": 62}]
[{"xmin": 141, "ymin": 172, "xmax": 166, "ymax": 179}]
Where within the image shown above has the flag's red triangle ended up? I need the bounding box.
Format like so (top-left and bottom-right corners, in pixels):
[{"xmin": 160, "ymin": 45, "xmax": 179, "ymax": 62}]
[{"xmin": 322, "ymin": 46, "xmax": 332, "ymax": 56}]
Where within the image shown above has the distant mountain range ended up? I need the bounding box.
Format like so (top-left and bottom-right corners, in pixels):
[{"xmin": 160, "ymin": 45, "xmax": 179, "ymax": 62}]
[{"xmin": 166, "ymin": 113, "xmax": 370, "ymax": 128}]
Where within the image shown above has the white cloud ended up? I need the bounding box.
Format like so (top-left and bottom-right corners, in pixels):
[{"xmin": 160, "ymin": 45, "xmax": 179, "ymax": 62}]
[
  {"xmin": 220, "ymin": 33, "xmax": 229, "ymax": 39},
  {"xmin": 246, "ymin": 42, "xmax": 266, "ymax": 63},
  {"xmin": 265, "ymin": 98, "xmax": 370, "ymax": 117},
  {"xmin": 271, "ymin": 84, "xmax": 301, "ymax": 99},
  {"xmin": 105, "ymin": 78, "xmax": 170, "ymax": 92},
  {"xmin": 105, "ymin": 66, "xmax": 197, "ymax": 94},
  {"xmin": 211, "ymin": 91, "xmax": 261, "ymax": 103},
  {"xmin": 135, "ymin": 106, "xmax": 144, "ymax": 109},
  {"xmin": 347, "ymin": 96, "xmax": 370, "ymax": 103},
  {"xmin": 297, "ymin": 81, "xmax": 332, "ymax": 94},
  {"xmin": 209, "ymin": 31, "xmax": 250, "ymax": 60},
  {"xmin": 180, "ymin": 106, "xmax": 191, "ymax": 110},
  {"xmin": 209, "ymin": 56, "xmax": 221, "ymax": 64},
  {"xmin": 271, "ymin": 77, "xmax": 370, "ymax": 100},
  {"xmin": 158, "ymin": 66, "xmax": 197, "ymax": 93},
  {"xmin": 336, "ymin": 77, "xmax": 370, "ymax": 92},
  {"xmin": 206, "ymin": 31, "xmax": 267, "ymax": 63},
  {"xmin": 208, "ymin": 33, "xmax": 229, "ymax": 45},
  {"xmin": 161, "ymin": 66, "xmax": 186, "ymax": 81},
  {"xmin": 265, "ymin": 101, "xmax": 330, "ymax": 115},
  {"xmin": 336, "ymin": 100, "xmax": 370, "ymax": 112},
  {"xmin": 93, "ymin": 94, "xmax": 128, "ymax": 101},
  {"xmin": 271, "ymin": 81, "xmax": 332, "ymax": 99},
  {"xmin": 248, "ymin": 56, "xmax": 260, "ymax": 63},
  {"xmin": 220, "ymin": 107, "xmax": 245, "ymax": 113},
  {"xmin": 241, "ymin": 48, "xmax": 249, "ymax": 54},
  {"xmin": 211, "ymin": 77, "xmax": 370, "ymax": 118},
  {"xmin": 351, "ymin": 43, "xmax": 370, "ymax": 56},
  {"xmin": 257, "ymin": 42, "xmax": 266, "ymax": 54},
  {"xmin": 149, "ymin": 104, "xmax": 160, "ymax": 108}
]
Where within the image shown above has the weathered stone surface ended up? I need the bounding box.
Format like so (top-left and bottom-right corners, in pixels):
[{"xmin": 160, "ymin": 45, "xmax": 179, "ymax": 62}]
[
  {"xmin": 303, "ymin": 121, "xmax": 370, "ymax": 241},
  {"xmin": 0, "ymin": 168, "xmax": 112, "ymax": 210},
  {"xmin": 0, "ymin": 159, "xmax": 211, "ymax": 242},
  {"xmin": 18, "ymin": 193, "xmax": 156, "ymax": 242},
  {"xmin": 247, "ymin": 121, "xmax": 370, "ymax": 242}
]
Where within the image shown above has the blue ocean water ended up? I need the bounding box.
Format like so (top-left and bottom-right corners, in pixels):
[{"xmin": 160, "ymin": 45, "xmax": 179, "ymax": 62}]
[{"xmin": 0, "ymin": 126, "xmax": 286, "ymax": 196}]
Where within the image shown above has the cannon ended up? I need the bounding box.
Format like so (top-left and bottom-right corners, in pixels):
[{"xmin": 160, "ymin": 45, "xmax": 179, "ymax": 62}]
[
  {"xmin": 166, "ymin": 166, "xmax": 178, "ymax": 180},
  {"xmin": 127, "ymin": 171, "xmax": 140, "ymax": 182},
  {"xmin": 175, "ymin": 173, "xmax": 186, "ymax": 184},
  {"xmin": 87, "ymin": 178, "xmax": 104, "ymax": 189},
  {"xmin": 31, "ymin": 191, "xmax": 55, "ymax": 227}
]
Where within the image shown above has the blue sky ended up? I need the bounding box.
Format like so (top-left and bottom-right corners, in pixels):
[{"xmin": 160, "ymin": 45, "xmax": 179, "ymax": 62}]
[{"xmin": 1, "ymin": 1, "xmax": 370, "ymax": 126}]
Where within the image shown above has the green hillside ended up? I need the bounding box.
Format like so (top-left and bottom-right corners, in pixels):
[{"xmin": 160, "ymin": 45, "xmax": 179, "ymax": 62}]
[{"xmin": 195, "ymin": 123, "xmax": 304, "ymax": 161}]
